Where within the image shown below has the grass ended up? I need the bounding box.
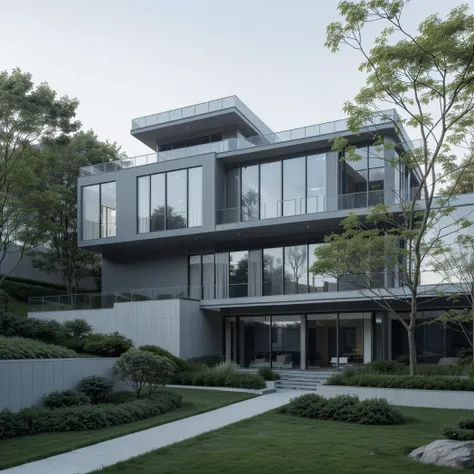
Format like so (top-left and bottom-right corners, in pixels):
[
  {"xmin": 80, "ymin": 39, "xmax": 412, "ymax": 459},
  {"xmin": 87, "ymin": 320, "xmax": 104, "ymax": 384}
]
[
  {"xmin": 0, "ymin": 388, "xmax": 255, "ymax": 470},
  {"xmin": 93, "ymin": 405, "xmax": 473, "ymax": 474}
]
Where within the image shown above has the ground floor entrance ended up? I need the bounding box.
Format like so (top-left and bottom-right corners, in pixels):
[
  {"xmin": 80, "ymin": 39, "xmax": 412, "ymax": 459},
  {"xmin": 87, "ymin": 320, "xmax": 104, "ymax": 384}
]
[{"xmin": 224, "ymin": 310, "xmax": 471, "ymax": 369}]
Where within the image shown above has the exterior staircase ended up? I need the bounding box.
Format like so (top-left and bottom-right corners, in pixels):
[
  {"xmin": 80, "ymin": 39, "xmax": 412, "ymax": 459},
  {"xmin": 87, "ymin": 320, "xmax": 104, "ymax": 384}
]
[{"xmin": 274, "ymin": 370, "xmax": 336, "ymax": 391}]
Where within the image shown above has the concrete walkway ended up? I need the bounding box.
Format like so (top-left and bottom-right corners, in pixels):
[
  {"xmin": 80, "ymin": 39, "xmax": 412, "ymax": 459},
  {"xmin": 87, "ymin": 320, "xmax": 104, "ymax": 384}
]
[{"xmin": 1, "ymin": 391, "xmax": 295, "ymax": 474}]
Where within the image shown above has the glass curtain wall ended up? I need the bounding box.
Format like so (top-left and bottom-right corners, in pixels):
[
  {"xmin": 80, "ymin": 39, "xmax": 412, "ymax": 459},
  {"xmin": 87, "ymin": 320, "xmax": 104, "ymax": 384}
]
[
  {"xmin": 263, "ymin": 247, "xmax": 284, "ymax": 295},
  {"xmin": 241, "ymin": 165, "xmax": 259, "ymax": 221},
  {"xmin": 137, "ymin": 177, "xmax": 150, "ymax": 233},
  {"xmin": 283, "ymin": 157, "xmax": 305, "ymax": 216},
  {"xmin": 202, "ymin": 254, "xmax": 215, "ymax": 299},
  {"xmin": 167, "ymin": 169, "xmax": 187, "ymax": 229},
  {"xmin": 308, "ymin": 243, "xmax": 338, "ymax": 292},
  {"xmin": 272, "ymin": 316, "xmax": 302, "ymax": 368},
  {"xmin": 260, "ymin": 161, "xmax": 282, "ymax": 219},
  {"xmin": 189, "ymin": 255, "xmax": 202, "ymax": 299},
  {"xmin": 284, "ymin": 245, "xmax": 308, "ymax": 294},
  {"xmin": 307, "ymin": 314, "xmax": 338, "ymax": 368},
  {"xmin": 100, "ymin": 182, "xmax": 116, "ymax": 238},
  {"xmin": 83, "ymin": 182, "xmax": 116, "ymax": 240},
  {"xmin": 307, "ymin": 153, "xmax": 327, "ymax": 213},
  {"xmin": 150, "ymin": 173, "xmax": 165, "ymax": 231},
  {"xmin": 188, "ymin": 167, "xmax": 203, "ymax": 227},
  {"xmin": 240, "ymin": 316, "xmax": 271, "ymax": 368},
  {"xmin": 229, "ymin": 251, "xmax": 248, "ymax": 297}
]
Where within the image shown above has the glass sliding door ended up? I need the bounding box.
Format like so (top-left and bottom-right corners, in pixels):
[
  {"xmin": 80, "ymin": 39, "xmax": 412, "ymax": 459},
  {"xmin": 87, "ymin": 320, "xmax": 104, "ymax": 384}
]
[
  {"xmin": 240, "ymin": 316, "xmax": 271, "ymax": 368},
  {"xmin": 260, "ymin": 161, "xmax": 282, "ymax": 219},
  {"xmin": 83, "ymin": 185, "xmax": 100, "ymax": 240},
  {"xmin": 272, "ymin": 316, "xmax": 302, "ymax": 368},
  {"xmin": 308, "ymin": 244, "xmax": 338, "ymax": 292},
  {"xmin": 225, "ymin": 167, "xmax": 240, "ymax": 223},
  {"xmin": 263, "ymin": 247, "xmax": 283, "ymax": 295},
  {"xmin": 229, "ymin": 251, "xmax": 248, "ymax": 298},
  {"xmin": 307, "ymin": 314, "xmax": 338, "ymax": 368},
  {"xmin": 283, "ymin": 156, "xmax": 305, "ymax": 216},
  {"xmin": 241, "ymin": 165, "xmax": 259, "ymax": 221},
  {"xmin": 338, "ymin": 313, "xmax": 369, "ymax": 364}
]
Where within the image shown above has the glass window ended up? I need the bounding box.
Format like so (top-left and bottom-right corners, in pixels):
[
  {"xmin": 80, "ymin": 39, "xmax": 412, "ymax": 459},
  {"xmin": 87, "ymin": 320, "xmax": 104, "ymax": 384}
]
[
  {"xmin": 284, "ymin": 245, "xmax": 308, "ymax": 294},
  {"xmin": 339, "ymin": 313, "xmax": 368, "ymax": 363},
  {"xmin": 263, "ymin": 247, "xmax": 283, "ymax": 295},
  {"xmin": 137, "ymin": 176, "xmax": 150, "ymax": 233},
  {"xmin": 283, "ymin": 157, "xmax": 305, "ymax": 216},
  {"xmin": 189, "ymin": 255, "xmax": 201, "ymax": 299},
  {"xmin": 339, "ymin": 146, "xmax": 369, "ymax": 209},
  {"xmin": 166, "ymin": 170, "xmax": 187, "ymax": 229},
  {"xmin": 260, "ymin": 161, "xmax": 282, "ymax": 219},
  {"xmin": 307, "ymin": 314, "xmax": 338, "ymax": 368},
  {"xmin": 229, "ymin": 251, "xmax": 248, "ymax": 298},
  {"xmin": 272, "ymin": 315, "xmax": 302, "ymax": 369},
  {"xmin": 202, "ymin": 254, "xmax": 215, "ymax": 299},
  {"xmin": 308, "ymin": 243, "xmax": 338, "ymax": 292},
  {"xmin": 239, "ymin": 316, "xmax": 271, "ymax": 368},
  {"xmin": 241, "ymin": 165, "xmax": 259, "ymax": 221},
  {"xmin": 188, "ymin": 167, "xmax": 203, "ymax": 227},
  {"xmin": 150, "ymin": 173, "xmax": 165, "ymax": 232},
  {"xmin": 307, "ymin": 153, "xmax": 326, "ymax": 213},
  {"xmin": 100, "ymin": 182, "xmax": 116, "ymax": 238},
  {"xmin": 83, "ymin": 185, "xmax": 100, "ymax": 240}
]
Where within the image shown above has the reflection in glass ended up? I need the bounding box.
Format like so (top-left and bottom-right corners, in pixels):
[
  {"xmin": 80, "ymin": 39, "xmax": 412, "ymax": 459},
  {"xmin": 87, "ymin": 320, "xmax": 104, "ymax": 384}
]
[
  {"xmin": 308, "ymin": 244, "xmax": 338, "ymax": 292},
  {"xmin": 339, "ymin": 147, "xmax": 369, "ymax": 209},
  {"xmin": 307, "ymin": 314, "xmax": 338, "ymax": 368},
  {"xmin": 284, "ymin": 245, "xmax": 308, "ymax": 294},
  {"xmin": 263, "ymin": 247, "xmax": 283, "ymax": 295},
  {"xmin": 100, "ymin": 182, "xmax": 116, "ymax": 238},
  {"xmin": 137, "ymin": 177, "xmax": 150, "ymax": 233},
  {"xmin": 272, "ymin": 316, "xmax": 301, "ymax": 368},
  {"xmin": 241, "ymin": 165, "xmax": 259, "ymax": 221},
  {"xmin": 307, "ymin": 154, "xmax": 326, "ymax": 213},
  {"xmin": 240, "ymin": 316, "xmax": 271, "ymax": 368},
  {"xmin": 189, "ymin": 255, "xmax": 201, "ymax": 299},
  {"xmin": 229, "ymin": 251, "xmax": 248, "ymax": 297},
  {"xmin": 338, "ymin": 313, "xmax": 369, "ymax": 363},
  {"xmin": 150, "ymin": 173, "xmax": 165, "ymax": 231},
  {"xmin": 188, "ymin": 167, "xmax": 203, "ymax": 227},
  {"xmin": 226, "ymin": 167, "xmax": 240, "ymax": 223},
  {"xmin": 260, "ymin": 161, "xmax": 281, "ymax": 219},
  {"xmin": 166, "ymin": 169, "xmax": 187, "ymax": 229},
  {"xmin": 83, "ymin": 185, "xmax": 100, "ymax": 240},
  {"xmin": 283, "ymin": 157, "xmax": 305, "ymax": 216}
]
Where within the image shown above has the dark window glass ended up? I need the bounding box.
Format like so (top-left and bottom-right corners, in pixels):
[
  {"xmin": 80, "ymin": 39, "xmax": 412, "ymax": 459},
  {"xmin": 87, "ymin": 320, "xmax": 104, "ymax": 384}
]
[
  {"xmin": 263, "ymin": 247, "xmax": 283, "ymax": 295},
  {"xmin": 150, "ymin": 173, "xmax": 165, "ymax": 231},
  {"xmin": 210, "ymin": 133, "xmax": 222, "ymax": 142},
  {"xmin": 241, "ymin": 165, "xmax": 259, "ymax": 221},
  {"xmin": 229, "ymin": 251, "xmax": 248, "ymax": 297},
  {"xmin": 174, "ymin": 140, "xmax": 186, "ymax": 150},
  {"xmin": 160, "ymin": 143, "xmax": 172, "ymax": 152},
  {"xmin": 240, "ymin": 316, "xmax": 271, "ymax": 368},
  {"xmin": 260, "ymin": 161, "xmax": 282, "ymax": 219},
  {"xmin": 284, "ymin": 245, "xmax": 308, "ymax": 294},
  {"xmin": 283, "ymin": 157, "xmax": 305, "ymax": 216},
  {"xmin": 166, "ymin": 170, "xmax": 187, "ymax": 229}
]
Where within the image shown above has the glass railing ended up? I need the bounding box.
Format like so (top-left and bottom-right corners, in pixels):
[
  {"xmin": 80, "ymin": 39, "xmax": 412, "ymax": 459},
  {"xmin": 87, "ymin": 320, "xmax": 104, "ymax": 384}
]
[{"xmin": 81, "ymin": 110, "xmax": 415, "ymax": 177}]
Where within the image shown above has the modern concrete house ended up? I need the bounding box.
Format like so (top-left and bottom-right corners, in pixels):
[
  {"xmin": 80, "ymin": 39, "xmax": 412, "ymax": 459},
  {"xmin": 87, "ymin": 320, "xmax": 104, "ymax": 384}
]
[{"xmin": 30, "ymin": 96, "xmax": 474, "ymax": 369}]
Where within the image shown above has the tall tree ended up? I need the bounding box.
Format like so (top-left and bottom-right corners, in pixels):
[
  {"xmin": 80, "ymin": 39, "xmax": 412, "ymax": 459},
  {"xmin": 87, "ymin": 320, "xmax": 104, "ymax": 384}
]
[
  {"xmin": 30, "ymin": 131, "xmax": 124, "ymax": 294},
  {"xmin": 0, "ymin": 69, "xmax": 80, "ymax": 287},
  {"xmin": 317, "ymin": 1, "xmax": 474, "ymax": 374}
]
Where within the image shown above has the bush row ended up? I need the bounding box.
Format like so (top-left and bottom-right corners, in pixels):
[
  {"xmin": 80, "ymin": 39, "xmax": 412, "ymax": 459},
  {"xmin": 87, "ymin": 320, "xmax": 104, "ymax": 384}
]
[
  {"xmin": 0, "ymin": 336, "xmax": 77, "ymax": 359},
  {"xmin": 443, "ymin": 419, "xmax": 474, "ymax": 441},
  {"xmin": 43, "ymin": 390, "xmax": 90, "ymax": 409},
  {"xmin": 188, "ymin": 355, "xmax": 224, "ymax": 367},
  {"xmin": 0, "ymin": 391, "xmax": 182, "ymax": 440},
  {"xmin": 282, "ymin": 394, "xmax": 404, "ymax": 425},
  {"xmin": 327, "ymin": 374, "xmax": 474, "ymax": 391},
  {"xmin": 2, "ymin": 280, "xmax": 66, "ymax": 303},
  {"xmin": 172, "ymin": 371, "xmax": 266, "ymax": 390},
  {"xmin": 139, "ymin": 345, "xmax": 188, "ymax": 371}
]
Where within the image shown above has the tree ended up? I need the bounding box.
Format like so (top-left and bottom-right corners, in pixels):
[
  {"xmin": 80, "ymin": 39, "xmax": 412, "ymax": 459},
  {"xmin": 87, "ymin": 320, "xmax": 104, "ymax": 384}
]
[
  {"xmin": 285, "ymin": 246, "xmax": 307, "ymax": 291},
  {"xmin": 442, "ymin": 152, "xmax": 474, "ymax": 195},
  {"xmin": 30, "ymin": 131, "xmax": 124, "ymax": 294},
  {"xmin": 320, "ymin": 2, "xmax": 474, "ymax": 374},
  {"xmin": 0, "ymin": 68, "xmax": 80, "ymax": 287},
  {"xmin": 431, "ymin": 234, "xmax": 474, "ymax": 360}
]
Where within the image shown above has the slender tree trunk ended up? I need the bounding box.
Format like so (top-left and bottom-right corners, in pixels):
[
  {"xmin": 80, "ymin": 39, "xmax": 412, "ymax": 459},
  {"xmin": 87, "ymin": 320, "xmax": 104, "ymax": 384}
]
[{"xmin": 407, "ymin": 325, "xmax": 417, "ymax": 375}]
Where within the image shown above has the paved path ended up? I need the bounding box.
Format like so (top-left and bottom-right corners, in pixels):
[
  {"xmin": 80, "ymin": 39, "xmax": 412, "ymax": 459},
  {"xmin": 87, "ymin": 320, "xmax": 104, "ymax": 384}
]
[{"xmin": 1, "ymin": 391, "xmax": 295, "ymax": 474}]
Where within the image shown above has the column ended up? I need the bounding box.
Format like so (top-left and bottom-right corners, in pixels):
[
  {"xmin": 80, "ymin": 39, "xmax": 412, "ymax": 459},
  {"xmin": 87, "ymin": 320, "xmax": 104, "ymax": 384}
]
[{"xmin": 300, "ymin": 315, "xmax": 307, "ymax": 369}]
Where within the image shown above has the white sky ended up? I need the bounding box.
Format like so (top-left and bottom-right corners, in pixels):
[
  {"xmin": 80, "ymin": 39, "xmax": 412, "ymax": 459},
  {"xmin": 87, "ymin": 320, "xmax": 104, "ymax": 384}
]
[{"xmin": 0, "ymin": 0, "xmax": 465, "ymax": 156}]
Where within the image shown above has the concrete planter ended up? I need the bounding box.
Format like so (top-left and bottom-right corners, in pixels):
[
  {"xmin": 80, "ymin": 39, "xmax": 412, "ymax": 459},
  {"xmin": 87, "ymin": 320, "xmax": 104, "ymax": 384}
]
[{"xmin": 318, "ymin": 385, "xmax": 474, "ymax": 410}]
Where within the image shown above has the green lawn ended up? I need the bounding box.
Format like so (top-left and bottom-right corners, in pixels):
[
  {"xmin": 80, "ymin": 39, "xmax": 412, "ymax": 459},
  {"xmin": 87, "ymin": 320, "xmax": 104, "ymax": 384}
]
[
  {"xmin": 0, "ymin": 388, "xmax": 255, "ymax": 470},
  {"xmin": 94, "ymin": 406, "xmax": 470, "ymax": 474}
]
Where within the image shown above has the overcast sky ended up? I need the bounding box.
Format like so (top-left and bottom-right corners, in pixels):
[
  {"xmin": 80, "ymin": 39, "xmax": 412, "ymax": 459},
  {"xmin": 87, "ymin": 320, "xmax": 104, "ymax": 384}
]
[{"xmin": 0, "ymin": 0, "xmax": 462, "ymax": 156}]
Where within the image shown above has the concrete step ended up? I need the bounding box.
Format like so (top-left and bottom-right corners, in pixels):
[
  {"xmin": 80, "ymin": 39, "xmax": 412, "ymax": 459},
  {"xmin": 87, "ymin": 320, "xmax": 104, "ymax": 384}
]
[
  {"xmin": 275, "ymin": 380, "xmax": 323, "ymax": 389},
  {"xmin": 276, "ymin": 382, "xmax": 319, "ymax": 391}
]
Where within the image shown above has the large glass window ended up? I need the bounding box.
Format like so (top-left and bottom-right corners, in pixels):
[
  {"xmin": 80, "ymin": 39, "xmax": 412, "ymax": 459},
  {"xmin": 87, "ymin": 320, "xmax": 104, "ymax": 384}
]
[
  {"xmin": 263, "ymin": 247, "xmax": 283, "ymax": 295},
  {"xmin": 283, "ymin": 157, "xmax": 305, "ymax": 216},
  {"xmin": 338, "ymin": 313, "xmax": 369, "ymax": 364},
  {"xmin": 189, "ymin": 255, "xmax": 201, "ymax": 299},
  {"xmin": 241, "ymin": 165, "xmax": 259, "ymax": 221},
  {"xmin": 202, "ymin": 254, "xmax": 215, "ymax": 299},
  {"xmin": 240, "ymin": 316, "xmax": 271, "ymax": 368},
  {"xmin": 229, "ymin": 251, "xmax": 248, "ymax": 298},
  {"xmin": 260, "ymin": 161, "xmax": 282, "ymax": 219},
  {"xmin": 284, "ymin": 245, "xmax": 308, "ymax": 294},
  {"xmin": 307, "ymin": 314, "xmax": 338, "ymax": 368},
  {"xmin": 272, "ymin": 315, "xmax": 302, "ymax": 368},
  {"xmin": 308, "ymin": 243, "xmax": 338, "ymax": 292},
  {"xmin": 137, "ymin": 167, "xmax": 202, "ymax": 233},
  {"xmin": 83, "ymin": 182, "xmax": 116, "ymax": 240},
  {"xmin": 307, "ymin": 153, "xmax": 326, "ymax": 213}
]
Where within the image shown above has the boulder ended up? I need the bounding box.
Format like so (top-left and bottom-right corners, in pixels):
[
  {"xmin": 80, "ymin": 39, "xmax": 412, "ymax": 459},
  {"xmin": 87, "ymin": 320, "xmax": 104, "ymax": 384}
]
[{"xmin": 409, "ymin": 440, "xmax": 474, "ymax": 469}]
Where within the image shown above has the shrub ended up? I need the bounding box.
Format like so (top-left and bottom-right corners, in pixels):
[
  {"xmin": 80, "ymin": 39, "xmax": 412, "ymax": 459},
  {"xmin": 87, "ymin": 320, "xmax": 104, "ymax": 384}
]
[
  {"xmin": 257, "ymin": 367, "xmax": 280, "ymax": 381},
  {"xmin": 2, "ymin": 279, "xmax": 65, "ymax": 303},
  {"xmin": 285, "ymin": 394, "xmax": 404, "ymax": 425},
  {"xmin": 62, "ymin": 319, "xmax": 93, "ymax": 340},
  {"xmin": 210, "ymin": 361, "xmax": 238, "ymax": 377},
  {"xmin": 82, "ymin": 332, "xmax": 133, "ymax": 357},
  {"xmin": 0, "ymin": 391, "xmax": 182, "ymax": 440},
  {"xmin": 76, "ymin": 376, "xmax": 114, "ymax": 404},
  {"xmin": 43, "ymin": 390, "xmax": 90, "ymax": 409},
  {"xmin": 188, "ymin": 355, "xmax": 224, "ymax": 367},
  {"xmin": 0, "ymin": 336, "xmax": 76, "ymax": 359},
  {"xmin": 225, "ymin": 373, "xmax": 266, "ymax": 389},
  {"xmin": 172, "ymin": 370, "xmax": 265, "ymax": 389},
  {"xmin": 457, "ymin": 419, "xmax": 474, "ymax": 430},
  {"xmin": 139, "ymin": 345, "xmax": 188, "ymax": 371},
  {"xmin": 326, "ymin": 374, "xmax": 474, "ymax": 391},
  {"xmin": 443, "ymin": 427, "xmax": 474, "ymax": 441},
  {"xmin": 114, "ymin": 349, "xmax": 177, "ymax": 397},
  {"xmin": 186, "ymin": 361, "xmax": 209, "ymax": 373}
]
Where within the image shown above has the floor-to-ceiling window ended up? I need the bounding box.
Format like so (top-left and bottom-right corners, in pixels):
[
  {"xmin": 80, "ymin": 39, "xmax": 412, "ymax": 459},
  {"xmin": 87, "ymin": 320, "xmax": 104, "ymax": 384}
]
[
  {"xmin": 150, "ymin": 173, "xmax": 165, "ymax": 232},
  {"xmin": 240, "ymin": 316, "xmax": 271, "ymax": 368},
  {"xmin": 189, "ymin": 255, "xmax": 202, "ymax": 299},
  {"xmin": 307, "ymin": 314, "xmax": 338, "ymax": 368},
  {"xmin": 167, "ymin": 169, "xmax": 187, "ymax": 229},
  {"xmin": 283, "ymin": 157, "xmax": 305, "ymax": 216},
  {"xmin": 260, "ymin": 161, "xmax": 282, "ymax": 219},
  {"xmin": 308, "ymin": 243, "xmax": 338, "ymax": 292},
  {"xmin": 229, "ymin": 251, "xmax": 248, "ymax": 298},
  {"xmin": 284, "ymin": 245, "xmax": 308, "ymax": 294},
  {"xmin": 272, "ymin": 316, "xmax": 302, "ymax": 368},
  {"xmin": 338, "ymin": 313, "xmax": 370, "ymax": 364},
  {"xmin": 307, "ymin": 153, "xmax": 327, "ymax": 213},
  {"xmin": 263, "ymin": 247, "xmax": 284, "ymax": 295},
  {"xmin": 241, "ymin": 165, "xmax": 259, "ymax": 221},
  {"xmin": 188, "ymin": 167, "xmax": 203, "ymax": 227},
  {"xmin": 82, "ymin": 182, "xmax": 116, "ymax": 240}
]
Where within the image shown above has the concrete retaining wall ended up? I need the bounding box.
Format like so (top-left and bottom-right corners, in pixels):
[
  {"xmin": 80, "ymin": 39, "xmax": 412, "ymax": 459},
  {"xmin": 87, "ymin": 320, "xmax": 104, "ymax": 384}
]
[
  {"xmin": 0, "ymin": 358, "xmax": 119, "ymax": 412},
  {"xmin": 318, "ymin": 385, "xmax": 474, "ymax": 410}
]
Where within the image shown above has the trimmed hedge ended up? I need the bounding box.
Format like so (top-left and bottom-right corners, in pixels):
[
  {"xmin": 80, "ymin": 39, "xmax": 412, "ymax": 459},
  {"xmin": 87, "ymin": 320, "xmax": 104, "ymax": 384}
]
[
  {"xmin": 0, "ymin": 391, "xmax": 182, "ymax": 440},
  {"xmin": 258, "ymin": 367, "xmax": 281, "ymax": 381},
  {"xmin": 43, "ymin": 390, "xmax": 90, "ymax": 409},
  {"xmin": 326, "ymin": 374, "xmax": 474, "ymax": 391},
  {"xmin": 342, "ymin": 361, "xmax": 471, "ymax": 377},
  {"xmin": 188, "ymin": 355, "xmax": 224, "ymax": 367},
  {"xmin": 76, "ymin": 376, "xmax": 114, "ymax": 404},
  {"xmin": 172, "ymin": 371, "xmax": 266, "ymax": 389},
  {"xmin": 0, "ymin": 336, "xmax": 76, "ymax": 359},
  {"xmin": 139, "ymin": 345, "xmax": 188, "ymax": 371},
  {"xmin": 443, "ymin": 419, "xmax": 474, "ymax": 441},
  {"xmin": 2, "ymin": 280, "xmax": 66, "ymax": 303},
  {"xmin": 283, "ymin": 393, "xmax": 404, "ymax": 425},
  {"xmin": 81, "ymin": 333, "xmax": 133, "ymax": 357}
]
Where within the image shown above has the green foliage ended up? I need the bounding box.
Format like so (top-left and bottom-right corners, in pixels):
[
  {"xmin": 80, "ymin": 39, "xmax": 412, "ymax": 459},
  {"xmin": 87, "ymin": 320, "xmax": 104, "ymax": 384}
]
[
  {"xmin": 139, "ymin": 345, "xmax": 188, "ymax": 371},
  {"xmin": 2, "ymin": 280, "xmax": 65, "ymax": 303},
  {"xmin": 62, "ymin": 320, "xmax": 92, "ymax": 340},
  {"xmin": 0, "ymin": 336, "xmax": 76, "ymax": 359},
  {"xmin": 257, "ymin": 367, "xmax": 281, "ymax": 381},
  {"xmin": 188, "ymin": 355, "xmax": 224, "ymax": 367},
  {"xmin": 443, "ymin": 419, "xmax": 474, "ymax": 441},
  {"xmin": 172, "ymin": 371, "xmax": 266, "ymax": 390},
  {"xmin": 285, "ymin": 393, "xmax": 404, "ymax": 425},
  {"xmin": 210, "ymin": 361, "xmax": 238, "ymax": 377},
  {"xmin": 114, "ymin": 349, "xmax": 177, "ymax": 397},
  {"xmin": 82, "ymin": 332, "xmax": 133, "ymax": 357},
  {"xmin": 43, "ymin": 390, "xmax": 90, "ymax": 409},
  {"xmin": 457, "ymin": 419, "xmax": 474, "ymax": 430},
  {"xmin": 0, "ymin": 290, "xmax": 8, "ymax": 315},
  {"xmin": 76, "ymin": 376, "xmax": 114, "ymax": 404},
  {"xmin": 0, "ymin": 391, "xmax": 182, "ymax": 440},
  {"xmin": 342, "ymin": 361, "xmax": 470, "ymax": 377},
  {"xmin": 326, "ymin": 374, "xmax": 474, "ymax": 391}
]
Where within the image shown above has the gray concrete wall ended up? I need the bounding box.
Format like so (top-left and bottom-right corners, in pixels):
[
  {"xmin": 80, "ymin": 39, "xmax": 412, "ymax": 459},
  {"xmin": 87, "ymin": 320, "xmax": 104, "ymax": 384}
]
[{"xmin": 0, "ymin": 358, "xmax": 118, "ymax": 412}]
